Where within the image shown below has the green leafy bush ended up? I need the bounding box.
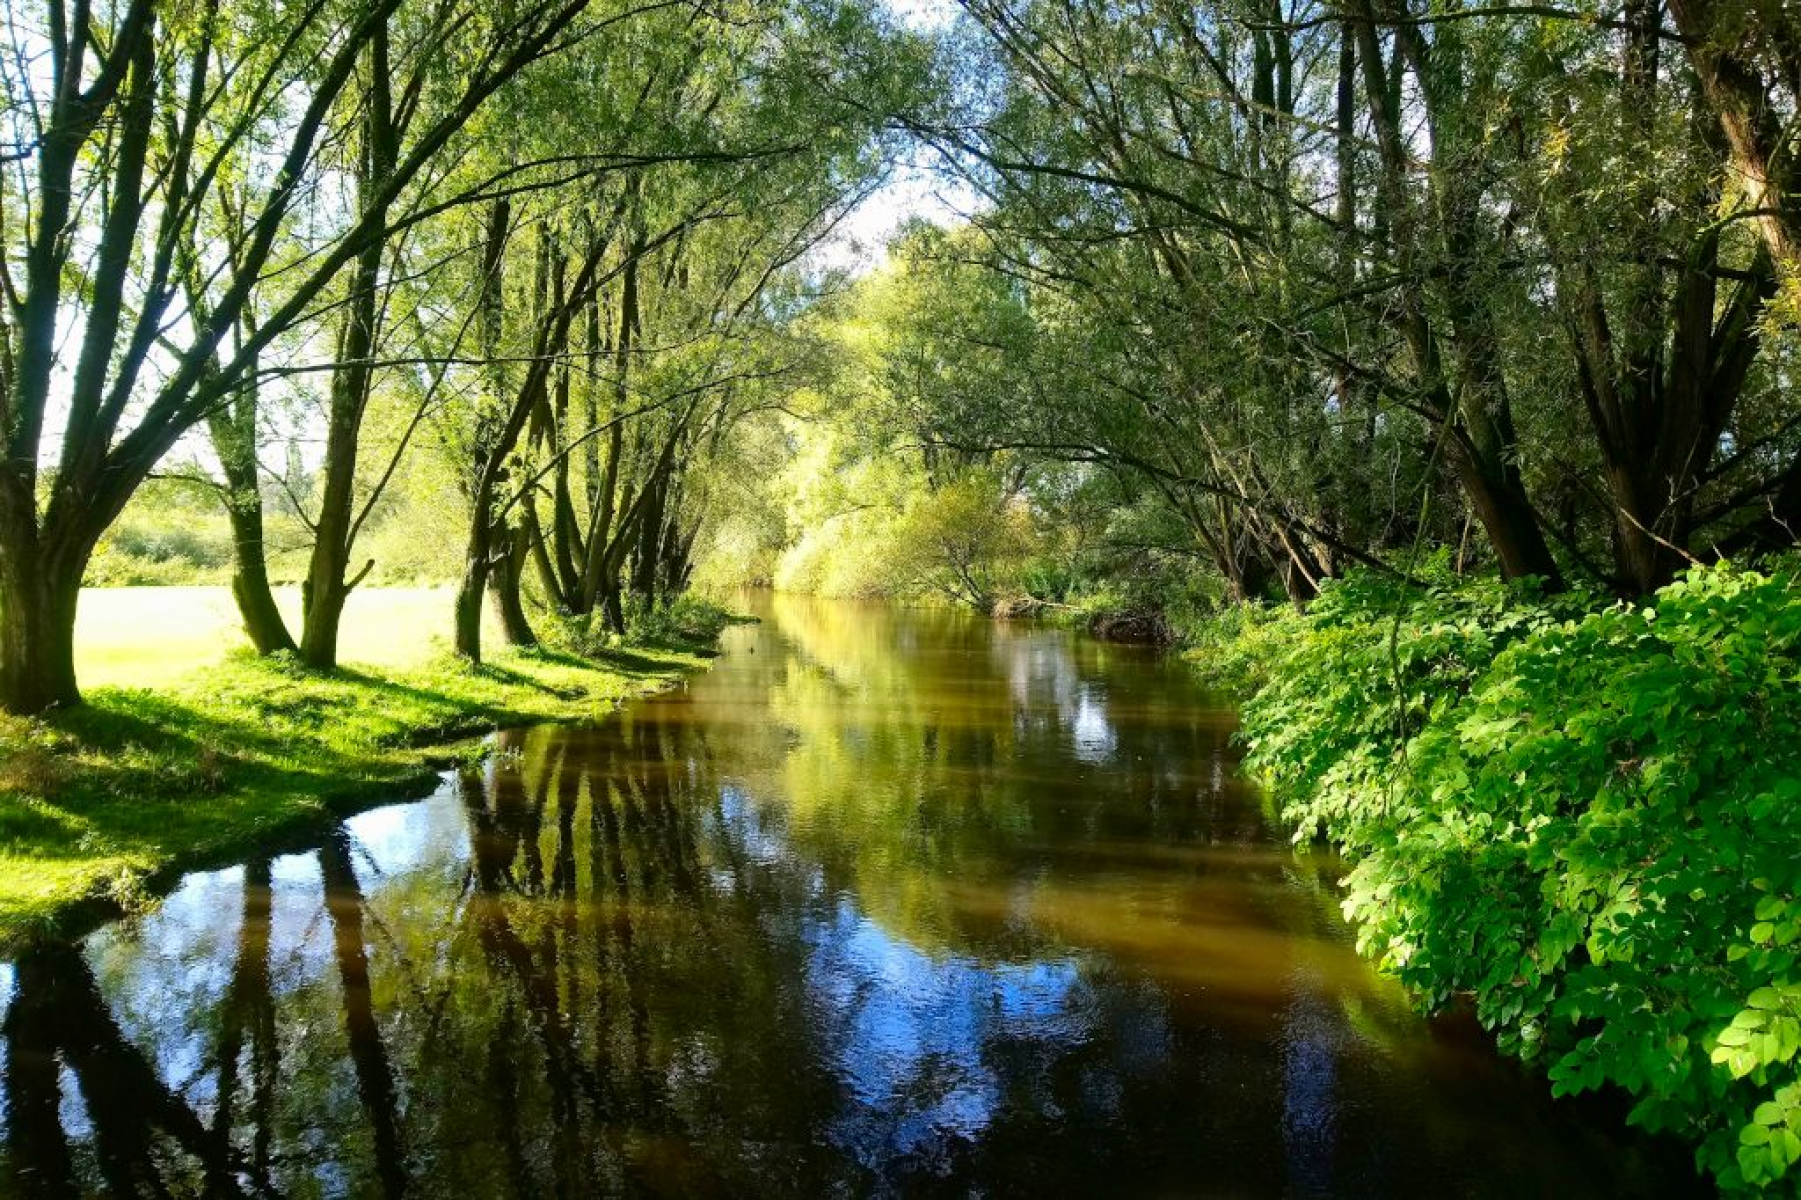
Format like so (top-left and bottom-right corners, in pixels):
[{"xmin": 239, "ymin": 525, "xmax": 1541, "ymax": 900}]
[
  {"xmin": 622, "ymin": 594, "xmax": 739, "ymax": 646},
  {"xmin": 541, "ymin": 595, "xmax": 740, "ymax": 657},
  {"xmin": 1183, "ymin": 600, "xmax": 1299, "ymax": 693},
  {"xmin": 1237, "ymin": 564, "xmax": 1801, "ymax": 1194},
  {"xmin": 84, "ymin": 480, "xmax": 238, "ymax": 585}
]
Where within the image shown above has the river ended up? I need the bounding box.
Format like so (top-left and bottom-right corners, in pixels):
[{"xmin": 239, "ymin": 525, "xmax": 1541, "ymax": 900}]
[{"xmin": 0, "ymin": 595, "xmax": 1698, "ymax": 1196}]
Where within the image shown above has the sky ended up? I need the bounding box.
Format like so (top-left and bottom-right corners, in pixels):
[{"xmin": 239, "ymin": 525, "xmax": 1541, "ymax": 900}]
[
  {"xmin": 813, "ymin": 0, "xmax": 981, "ymax": 275},
  {"xmin": 820, "ymin": 163, "xmax": 982, "ymax": 275}
]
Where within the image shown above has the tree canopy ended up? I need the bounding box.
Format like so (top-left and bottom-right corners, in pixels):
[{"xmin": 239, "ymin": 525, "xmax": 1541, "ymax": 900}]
[{"xmin": 3, "ymin": 0, "xmax": 1798, "ymax": 710}]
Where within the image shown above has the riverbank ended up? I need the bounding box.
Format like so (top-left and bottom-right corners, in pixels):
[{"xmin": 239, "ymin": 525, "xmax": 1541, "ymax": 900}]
[
  {"xmin": 0, "ymin": 604, "xmax": 722, "ymax": 952},
  {"xmin": 1190, "ymin": 562, "xmax": 1801, "ymax": 1195}
]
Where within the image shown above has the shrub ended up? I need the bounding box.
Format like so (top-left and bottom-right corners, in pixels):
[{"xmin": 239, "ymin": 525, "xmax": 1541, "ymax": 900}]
[
  {"xmin": 540, "ymin": 594, "xmax": 739, "ymax": 656},
  {"xmin": 1184, "ymin": 600, "xmax": 1299, "ymax": 693},
  {"xmin": 622, "ymin": 594, "xmax": 738, "ymax": 646},
  {"xmin": 1238, "ymin": 564, "xmax": 1801, "ymax": 1194},
  {"xmin": 85, "ymin": 481, "xmax": 237, "ymax": 585}
]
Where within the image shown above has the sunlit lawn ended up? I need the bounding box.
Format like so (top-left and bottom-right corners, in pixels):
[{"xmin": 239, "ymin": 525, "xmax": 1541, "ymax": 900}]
[
  {"xmin": 76, "ymin": 585, "xmax": 498, "ymax": 687},
  {"xmin": 5, "ymin": 585, "xmax": 704, "ymax": 949}
]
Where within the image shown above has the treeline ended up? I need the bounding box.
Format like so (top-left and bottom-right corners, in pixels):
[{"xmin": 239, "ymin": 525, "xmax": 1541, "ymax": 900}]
[
  {"xmin": 0, "ymin": 0, "xmax": 924, "ymax": 713},
  {"xmin": 826, "ymin": 0, "xmax": 1800, "ymax": 611},
  {"xmin": 748, "ymin": 3, "xmax": 1801, "ymax": 1191}
]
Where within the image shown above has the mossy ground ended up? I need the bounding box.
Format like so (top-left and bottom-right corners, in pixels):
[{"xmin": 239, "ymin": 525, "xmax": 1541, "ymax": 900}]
[{"xmin": 0, "ymin": 587, "xmax": 714, "ymax": 952}]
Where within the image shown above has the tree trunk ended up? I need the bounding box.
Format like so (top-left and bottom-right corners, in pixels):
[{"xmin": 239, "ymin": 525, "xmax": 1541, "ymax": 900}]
[
  {"xmin": 547, "ymin": 371, "xmax": 584, "ymax": 601},
  {"xmin": 631, "ymin": 470, "xmax": 668, "ymax": 600},
  {"xmin": 298, "ymin": 544, "xmax": 354, "ymax": 670},
  {"xmin": 1668, "ymin": 0, "xmax": 1801, "ymax": 271},
  {"xmin": 453, "ymin": 531, "xmax": 492, "ymax": 666},
  {"xmin": 491, "ymin": 524, "xmax": 537, "ymax": 647},
  {"xmin": 299, "ymin": 23, "xmax": 395, "ymax": 672},
  {"xmin": 525, "ymin": 502, "xmax": 568, "ymax": 613},
  {"xmin": 209, "ymin": 402, "xmax": 296, "ymax": 656},
  {"xmin": 225, "ymin": 498, "xmax": 297, "ymax": 656},
  {"xmin": 0, "ymin": 530, "xmax": 84, "ymax": 713},
  {"xmin": 575, "ymin": 424, "xmax": 626, "ymax": 616},
  {"xmin": 601, "ymin": 584, "xmax": 626, "ymax": 635},
  {"xmin": 298, "ymin": 249, "xmax": 380, "ymax": 672},
  {"xmin": 1451, "ymin": 451, "xmax": 1563, "ymax": 586},
  {"xmin": 1350, "ymin": 0, "xmax": 1563, "ymax": 590}
]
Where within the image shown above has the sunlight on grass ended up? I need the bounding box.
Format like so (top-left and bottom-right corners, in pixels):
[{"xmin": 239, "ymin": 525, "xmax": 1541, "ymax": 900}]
[
  {"xmin": 76, "ymin": 586, "xmax": 502, "ymax": 687},
  {"xmin": 6, "ymin": 586, "xmax": 713, "ymax": 949}
]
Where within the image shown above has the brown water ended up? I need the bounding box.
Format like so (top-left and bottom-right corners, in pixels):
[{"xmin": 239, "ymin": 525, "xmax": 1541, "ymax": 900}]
[{"xmin": 0, "ymin": 595, "xmax": 1700, "ymax": 1198}]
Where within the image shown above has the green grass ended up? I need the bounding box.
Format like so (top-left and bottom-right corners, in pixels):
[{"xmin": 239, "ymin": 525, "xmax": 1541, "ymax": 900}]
[
  {"xmin": 2, "ymin": 586, "xmax": 714, "ymax": 951},
  {"xmin": 75, "ymin": 585, "xmax": 502, "ymax": 685}
]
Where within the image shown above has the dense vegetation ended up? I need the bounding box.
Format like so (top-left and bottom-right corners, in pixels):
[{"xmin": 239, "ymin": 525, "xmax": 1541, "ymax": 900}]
[
  {"xmin": 4, "ymin": 0, "xmax": 1801, "ymax": 1187},
  {"xmin": 0, "ymin": 0, "xmax": 928, "ymax": 709},
  {"xmin": 1192, "ymin": 564, "xmax": 1795, "ymax": 1192}
]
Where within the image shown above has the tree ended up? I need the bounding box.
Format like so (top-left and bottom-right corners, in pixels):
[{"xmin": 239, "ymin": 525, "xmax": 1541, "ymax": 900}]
[
  {"xmin": 862, "ymin": 0, "xmax": 1798, "ymax": 604},
  {"xmin": 0, "ymin": 0, "xmax": 597, "ymax": 709}
]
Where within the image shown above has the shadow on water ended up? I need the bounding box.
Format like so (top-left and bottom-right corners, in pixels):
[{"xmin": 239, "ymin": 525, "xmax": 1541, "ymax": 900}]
[{"xmin": 0, "ymin": 594, "xmax": 1707, "ymax": 1197}]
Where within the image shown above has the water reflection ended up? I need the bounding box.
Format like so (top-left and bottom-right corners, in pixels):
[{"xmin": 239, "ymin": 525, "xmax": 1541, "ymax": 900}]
[{"xmin": 0, "ymin": 595, "xmax": 1697, "ymax": 1196}]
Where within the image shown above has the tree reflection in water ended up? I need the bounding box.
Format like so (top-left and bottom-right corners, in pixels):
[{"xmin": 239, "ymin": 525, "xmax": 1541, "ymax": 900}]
[{"xmin": 0, "ymin": 597, "xmax": 1695, "ymax": 1197}]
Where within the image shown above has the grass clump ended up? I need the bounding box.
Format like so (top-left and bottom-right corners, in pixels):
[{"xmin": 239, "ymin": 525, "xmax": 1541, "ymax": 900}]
[
  {"xmin": 1219, "ymin": 563, "xmax": 1801, "ymax": 1194},
  {"xmin": 0, "ymin": 637, "xmax": 711, "ymax": 951}
]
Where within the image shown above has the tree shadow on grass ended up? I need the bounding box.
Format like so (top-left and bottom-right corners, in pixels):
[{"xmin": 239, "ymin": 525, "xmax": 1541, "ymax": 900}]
[
  {"xmin": 0, "ymin": 797, "xmax": 90, "ymax": 849},
  {"xmin": 523, "ymin": 643, "xmax": 687, "ymax": 677},
  {"xmin": 10, "ymin": 687, "xmax": 426, "ymax": 887},
  {"xmin": 56, "ymin": 690, "xmax": 383, "ymax": 787},
  {"xmin": 0, "ymin": 644, "xmax": 701, "ymax": 949}
]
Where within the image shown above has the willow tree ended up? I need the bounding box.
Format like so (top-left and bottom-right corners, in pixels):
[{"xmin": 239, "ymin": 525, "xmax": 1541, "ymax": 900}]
[
  {"xmin": 424, "ymin": 0, "xmax": 926, "ymax": 662},
  {"xmin": 887, "ymin": 0, "xmax": 1798, "ymax": 601},
  {"xmin": 0, "ymin": 0, "xmax": 599, "ymax": 710}
]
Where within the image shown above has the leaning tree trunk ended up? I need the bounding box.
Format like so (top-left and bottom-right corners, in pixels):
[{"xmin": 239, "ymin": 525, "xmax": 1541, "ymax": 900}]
[
  {"xmin": 224, "ymin": 496, "xmax": 297, "ymax": 656},
  {"xmin": 525, "ymin": 502, "xmax": 569, "ymax": 614},
  {"xmin": 1350, "ymin": 0, "xmax": 1564, "ymax": 592},
  {"xmin": 491, "ymin": 524, "xmax": 537, "ymax": 647},
  {"xmin": 1449, "ymin": 446, "xmax": 1564, "ymax": 588},
  {"xmin": 1668, "ymin": 0, "xmax": 1801, "ymax": 272},
  {"xmin": 208, "ymin": 403, "xmax": 296, "ymax": 656}
]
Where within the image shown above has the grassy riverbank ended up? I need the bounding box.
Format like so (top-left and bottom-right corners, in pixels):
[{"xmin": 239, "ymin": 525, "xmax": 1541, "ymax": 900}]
[
  {"xmin": 1194, "ymin": 562, "xmax": 1801, "ymax": 1195},
  {"xmin": 0, "ymin": 587, "xmax": 722, "ymax": 951}
]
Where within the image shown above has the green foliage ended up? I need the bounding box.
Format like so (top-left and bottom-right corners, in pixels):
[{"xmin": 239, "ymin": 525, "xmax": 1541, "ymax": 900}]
[
  {"xmin": 888, "ymin": 470, "xmax": 1036, "ymax": 612},
  {"xmin": 1236, "ymin": 564, "xmax": 1801, "ymax": 1193},
  {"xmin": 621, "ymin": 595, "xmax": 740, "ymax": 646},
  {"xmin": 537, "ymin": 595, "xmax": 741, "ymax": 658},
  {"xmin": 0, "ymin": 631, "xmax": 716, "ymax": 950},
  {"xmin": 1243, "ymin": 565, "xmax": 1590, "ymax": 852},
  {"xmin": 86, "ymin": 481, "xmax": 237, "ymax": 586},
  {"xmin": 1183, "ymin": 601, "xmax": 1294, "ymax": 693}
]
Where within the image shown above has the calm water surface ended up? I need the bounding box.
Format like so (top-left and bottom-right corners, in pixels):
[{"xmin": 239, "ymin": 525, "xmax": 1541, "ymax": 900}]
[{"xmin": 0, "ymin": 596, "xmax": 1699, "ymax": 1197}]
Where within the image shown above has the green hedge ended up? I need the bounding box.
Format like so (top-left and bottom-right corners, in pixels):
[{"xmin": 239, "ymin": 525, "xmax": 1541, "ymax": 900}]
[{"xmin": 1230, "ymin": 564, "xmax": 1801, "ymax": 1194}]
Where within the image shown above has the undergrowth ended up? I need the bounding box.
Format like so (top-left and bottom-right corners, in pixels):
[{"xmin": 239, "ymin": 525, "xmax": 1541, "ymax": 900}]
[
  {"xmin": 1207, "ymin": 562, "xmax": 1801, "ymax": 1194},
  {"xmin": 539, "ymin": 594, "xmax": 744, "ymax": 657}
]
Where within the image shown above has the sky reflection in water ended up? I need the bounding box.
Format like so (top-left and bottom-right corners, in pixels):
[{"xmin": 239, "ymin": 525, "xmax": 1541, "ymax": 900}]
[{"xmin": 0, "ymin": 596, "xmax": 1696, "ymax": 1197}]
